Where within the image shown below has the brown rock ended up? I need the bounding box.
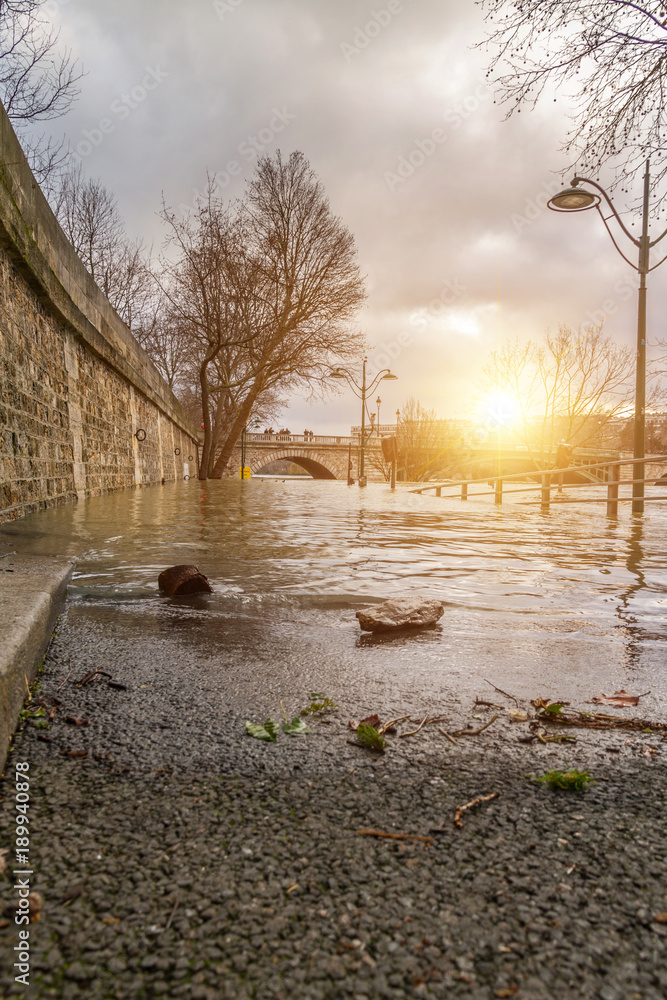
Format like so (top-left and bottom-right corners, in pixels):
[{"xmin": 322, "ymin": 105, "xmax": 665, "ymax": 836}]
[
  {"xmin": 158, "ymin": 565, "xmax": 212, "ymax": 596},
  {"xmin": 356, "ymin": 597, "xmax": 444, "ymax": 633}
]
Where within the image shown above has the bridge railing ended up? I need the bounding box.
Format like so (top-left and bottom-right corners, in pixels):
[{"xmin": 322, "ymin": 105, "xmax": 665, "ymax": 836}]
[
  {"xmin": 246, "ymin": 434, "xmax": 365, "ymax": 445},
  {"xmin": 410, "ymin": 454, "xmax": 667, "ymax": 515}
]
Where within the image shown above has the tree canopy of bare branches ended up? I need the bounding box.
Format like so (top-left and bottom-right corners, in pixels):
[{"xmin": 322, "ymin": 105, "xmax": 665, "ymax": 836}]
[
  {"xmin": 0, "ymin": 1, "xmax": 82, "ymax": 180},
  {"xmin": 481, "ymin": 326, "xmax": 662, "ymax": 462},
  {"xmin": 158, "ymin": 152, "xmax": 365, "ymax": 479},
  {"xmin": 478, "ymin": 1, "xmax": 667, "ymax": 195},
  {"xmin": 53, "ymin": 166, "xmax": 153, "ymax": 331},
  {"xmin": 395, "ymin": 397, "xmax": 463, "ymax": 481}
]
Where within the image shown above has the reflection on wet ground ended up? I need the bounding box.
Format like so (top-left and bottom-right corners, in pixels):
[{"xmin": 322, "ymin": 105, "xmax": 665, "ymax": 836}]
[{"xmin": 2, "ymin": 479, "xmax": 666, "ymax": 712}]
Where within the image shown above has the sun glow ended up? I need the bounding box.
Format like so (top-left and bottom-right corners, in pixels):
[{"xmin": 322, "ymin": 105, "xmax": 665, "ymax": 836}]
[{"xmin": 478, "ymin": 392, "xmax": 520, "ymax": 428}]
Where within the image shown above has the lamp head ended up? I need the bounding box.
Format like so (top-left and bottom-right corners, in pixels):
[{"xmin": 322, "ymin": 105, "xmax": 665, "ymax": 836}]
[
  {"xmin": 548, "ymin": 184, "xmax": 600, "ymax": 212},
  {"xmin": 329, "ymin": 369, "xmax": 346, "ymax": 379},
  {"xmin": 381, "ymin": 371, "xmax": 398, "ymax": 380}
]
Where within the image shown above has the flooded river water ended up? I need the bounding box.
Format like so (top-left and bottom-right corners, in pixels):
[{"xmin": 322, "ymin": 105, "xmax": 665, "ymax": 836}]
[{"xmin": 2, "ymin": 479, "xmax": 667, "ymax": 723}]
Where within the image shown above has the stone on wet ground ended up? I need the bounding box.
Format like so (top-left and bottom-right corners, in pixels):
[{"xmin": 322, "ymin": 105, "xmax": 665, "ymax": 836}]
[
  {"xmin": 356, "ymin": 597, "xmax": 445, "ymax": 632},
  {"xmin": 157, "ymin": 565, "xmax": 212, "ymax": 596}
]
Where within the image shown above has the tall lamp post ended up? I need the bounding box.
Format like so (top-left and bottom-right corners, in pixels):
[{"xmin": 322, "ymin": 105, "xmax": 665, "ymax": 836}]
[
  {"xmin": 330, "ymin": 357, "xmax": 398, "ymax": 485},
  {"xmin": 548, "ymin": 160, "xmax": 667, "ymax": 513}
]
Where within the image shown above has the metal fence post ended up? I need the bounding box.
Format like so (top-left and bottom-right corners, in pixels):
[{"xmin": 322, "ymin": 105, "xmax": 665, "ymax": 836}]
[
  {"xmin": 606, "ymin": 463, "xmax": 619, "ymax": 518},
  {"xmin": 541, "ymin": 473, "xmax": 551, "ymax": 507}
]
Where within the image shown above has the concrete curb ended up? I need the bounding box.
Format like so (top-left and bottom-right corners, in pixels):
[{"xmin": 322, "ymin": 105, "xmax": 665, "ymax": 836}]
[{"xmin": 0, "ymin": 553, "xmax": 75, "ymax": 773}]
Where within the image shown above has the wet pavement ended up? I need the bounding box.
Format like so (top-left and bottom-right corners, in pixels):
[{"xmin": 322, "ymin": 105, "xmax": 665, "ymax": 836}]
[{"xmin": 1, "ymin": 481, "xmax": 667, "ymax": 998}]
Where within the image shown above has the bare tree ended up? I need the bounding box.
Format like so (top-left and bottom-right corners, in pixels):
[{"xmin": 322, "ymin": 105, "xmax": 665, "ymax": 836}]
[
  {"xmin": 481, "ymin": 326, "xmax": 662, "ymax": 463},
  {"xmin": 53, "ymin": 165, "xmax": 153, "ymax": 329},
  {"xmin": 157, "ymin": 154, "xmax": 366, "ymax": 480},
  {"xmin": 478, "ymin": 1, "xmax": 667, "ymax": 194},
  {"xmin": 396, "ymin": 397, "xmax": 463, "ymax": 481},
  {"xmin": 0, "ymin": 1, "xmax": 83, "ymax": 179},
  {"xmin": 207, "ymin": 152, "xmax": 365, "ymax": 477}
]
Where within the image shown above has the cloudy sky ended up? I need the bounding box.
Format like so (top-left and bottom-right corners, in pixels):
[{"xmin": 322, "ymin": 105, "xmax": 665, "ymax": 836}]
[{"xmin": 34, "ymin": 0, "xmax": 664, "ymax": 433}]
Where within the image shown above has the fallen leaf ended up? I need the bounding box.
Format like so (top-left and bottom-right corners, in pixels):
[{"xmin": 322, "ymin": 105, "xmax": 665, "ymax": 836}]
[
  {"xmin": 61, "ymin": 749, "xmax": 88, "ymax": 758},
  {"xmin": 245, "ymin": 719, "xmax": 279, "ymax": 742},
  {"xmin": 509, "ymin": 709, "xmax": 527, "ymax": 723},
  {"xmin": 282, "ymin": 717, "xmax": 309, "ymax": 736},
  {"xmin": 64, "ymin": 717, "xmax": 90, "ymax": 726},
  {"xmin": 591, "ymin": 689, "xmax": 647, "ymax": 707},
  {"xmin": 101, "ymin": 917, "xmax": 120, "ymax": 924},
  {"xmin": 349, "ymin": 714, "xmax": 381, "ymax": 730},
  {"xmin": 286, "ymin": 883, "xmax": 299, "ymax": 894},
  {"xmin": 0, "ymin": 919, "xmax": 10, "ymax": 929},
  {"xmin": 496, "ymin": 987, "xmax": 518, "ymax": 998},
  {"xmin": 653, "ymin": 913, "xmax": 667, "ymax": 924}
]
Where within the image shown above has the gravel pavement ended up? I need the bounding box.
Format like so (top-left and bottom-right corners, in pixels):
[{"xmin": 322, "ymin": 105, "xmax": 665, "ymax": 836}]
[{"xmin": 1, "ymin": 610, "xmax": 667, "ymax": 1000}]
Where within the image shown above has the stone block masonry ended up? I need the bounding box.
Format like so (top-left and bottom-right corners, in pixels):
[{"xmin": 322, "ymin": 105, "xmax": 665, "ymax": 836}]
[{"xmin": 0, "ymin": 101, "xmax": 198, "ymax": 523}]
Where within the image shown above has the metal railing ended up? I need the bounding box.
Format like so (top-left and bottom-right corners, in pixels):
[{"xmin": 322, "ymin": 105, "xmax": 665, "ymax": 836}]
[
  {"xmin": 410, "ymin": 455, "xmax": 667, "ymax": 516},
  {"xmin": 246, "ymin": 434, "xmax": 365, "ymax": 446}
]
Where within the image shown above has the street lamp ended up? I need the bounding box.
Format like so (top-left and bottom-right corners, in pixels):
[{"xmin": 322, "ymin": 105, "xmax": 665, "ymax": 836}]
[
  {"xmin": 330, "ymin": 357, "xmax": 398, "ymax": 485},
  {"xmin": 548, "ymin": 161, "xmax": 667, "ymax": 513},
  {"xmin": 376, "ymin": 396, "xmax": 382, "ymax": 435}
]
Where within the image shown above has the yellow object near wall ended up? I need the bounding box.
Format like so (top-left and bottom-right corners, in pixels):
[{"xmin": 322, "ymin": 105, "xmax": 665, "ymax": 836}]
[{"xmin": 239, "ymin": 467, "xmax": 252, "ymax": 479}]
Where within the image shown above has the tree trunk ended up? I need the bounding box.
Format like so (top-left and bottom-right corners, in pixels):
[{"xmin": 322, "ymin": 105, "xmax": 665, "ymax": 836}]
[
  {"xmin": 209, "ymin": 385, "xmax": 262, "ymax": 478},
  {"xmin": 198, "ymin": 362, "xmax": 212, "ymax": 481}
]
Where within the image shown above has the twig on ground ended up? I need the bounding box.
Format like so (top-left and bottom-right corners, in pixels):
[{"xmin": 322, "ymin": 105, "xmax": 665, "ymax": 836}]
[
  {"xmin": 452, "ymin": 714, "xmax": 499, "ymax": 737},
  {"xmin": 73, "ymin": 669, "xmax": 112, "ymax": 686},
  {"xmin": 400, "ymin": 716, "xmax": 448, "ymax": 737},
  {"xmin": 377, "ymin": 716, "xmax": 410, "ymax": 735},
  {"xmin": 474, "ymin": 698, "xmax": 501, "ymax": 708},
  {"xmin": 483, "ymin": 679, "xmax": 519, "ymax": 707},
  {"xmin": 165, "ymin": 898, "xmax": 179, "ymax": 931},
  {"xmin": 356, "ymin": 829, "xmax": 433, "ymax": 844},
  {"xmin": 536, "ymin": 710, "xmax": 667, "ymax": 733},
  {"xmin": 453, "ymin": 792, "xmax": 500, "ymax": 829},
  {"xmin": 439, "ymin": 728, "xmax": 458, "ymax": 745},
  {"xmin": 56, "ymin": 659, "xmax": 72, "ymax": 693},
  {"xmin": 400, "ymin": 717, "xmax": 430, "ymax": 739}
]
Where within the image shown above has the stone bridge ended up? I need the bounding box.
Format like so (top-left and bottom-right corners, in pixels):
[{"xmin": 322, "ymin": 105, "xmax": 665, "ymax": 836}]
[{"xmin": 228, "ymin": 434, "xmax": 385, "ymax": 481}]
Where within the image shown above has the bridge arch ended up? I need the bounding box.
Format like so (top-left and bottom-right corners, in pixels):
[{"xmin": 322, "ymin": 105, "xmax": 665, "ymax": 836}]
[{"xmin": 249, "ymin": 448, "xmax": 342, "ymax": 480}]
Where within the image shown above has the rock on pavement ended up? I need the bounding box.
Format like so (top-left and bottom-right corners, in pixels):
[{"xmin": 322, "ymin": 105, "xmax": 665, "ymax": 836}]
[
  {"xmin": 158, "ymin": 565, "xmax": 212, "ymax": 596},
  {"xmin": 356, "ymin": 597, "xmax": 444, "ymax": 632}
]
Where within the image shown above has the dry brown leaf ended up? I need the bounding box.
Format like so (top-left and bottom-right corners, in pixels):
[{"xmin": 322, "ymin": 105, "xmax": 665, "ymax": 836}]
[
  {"xmin": 349, "ymin": 714, "xmax": 381, "ymax": 730},
  {"xmin": 591, "ymin": 689, "xmax": 648, "ymax": 707},
  {"xmin": 653, "ymin": 913, "xmax": 667, "ymax": 924}
]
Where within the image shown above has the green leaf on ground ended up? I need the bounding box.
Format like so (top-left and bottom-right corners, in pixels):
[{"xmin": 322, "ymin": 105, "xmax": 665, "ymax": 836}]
[
  {"xmin": 544, "ymin": 703, "xmax": 564, "ymax": 715},
  {"xmin": 283, "ymin": 717, "xmax": 310, "ymax": 736},
  {"xmin": 534, "ymin": 768, "xmax": 592, "ymax": 791},
  {"xmin": 245, "ymin": 719, "xmax": 280, "ymax": 742},
  {"xmin": 356, "ymin": 724, "xmax": 386, "ymax": 752}
]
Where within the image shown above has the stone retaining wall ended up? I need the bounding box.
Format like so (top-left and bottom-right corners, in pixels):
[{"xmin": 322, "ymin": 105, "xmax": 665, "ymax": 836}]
[{"xmin": 0, "ymin": 102, "xmax": 198, "ymax": 522}]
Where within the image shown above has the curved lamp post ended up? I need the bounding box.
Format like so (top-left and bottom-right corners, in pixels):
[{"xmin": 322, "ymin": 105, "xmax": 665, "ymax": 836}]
[
  {"xmin": 548, "ymin": 160, "xmax": 667, "ymax": 513},
  {"xmin": 330, "ymin": 357, "xmax": 398, "ymax": 485}
]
